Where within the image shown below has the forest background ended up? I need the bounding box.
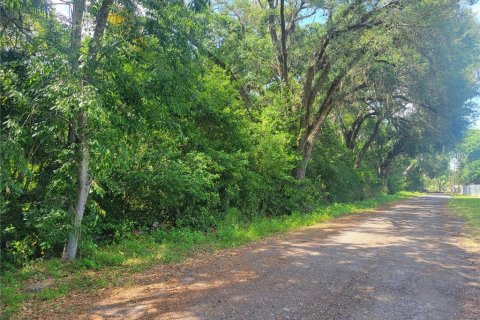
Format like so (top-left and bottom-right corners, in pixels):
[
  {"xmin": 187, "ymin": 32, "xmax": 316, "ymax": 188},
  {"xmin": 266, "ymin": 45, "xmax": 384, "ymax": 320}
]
[{"xmin": 1, "ymin": 0, "xmax": 480, "ymax": 268}]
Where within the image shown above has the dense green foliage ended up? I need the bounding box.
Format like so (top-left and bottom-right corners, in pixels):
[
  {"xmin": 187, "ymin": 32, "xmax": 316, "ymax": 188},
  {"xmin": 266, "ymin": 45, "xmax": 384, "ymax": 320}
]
[
  {"xmin": 458, "ymin": 130, "xmax": 480, "ymax": 184},
  {"xmin": 1, "ymin": 0, "xmax": 479, "ymax": 268}
]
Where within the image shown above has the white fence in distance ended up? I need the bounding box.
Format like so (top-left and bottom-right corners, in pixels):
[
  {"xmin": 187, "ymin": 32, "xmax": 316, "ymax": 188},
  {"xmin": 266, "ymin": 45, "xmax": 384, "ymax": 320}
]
[{"xmin": 453, "ymin": 184, "xmax": 480, "ymax": 196}]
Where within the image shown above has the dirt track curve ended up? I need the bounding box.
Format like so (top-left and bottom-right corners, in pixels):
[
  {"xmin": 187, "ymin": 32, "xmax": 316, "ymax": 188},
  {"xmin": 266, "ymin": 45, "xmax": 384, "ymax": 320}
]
[{"xmin": 30, "ymin": 195, "xmax": 480, "ymax": 320}]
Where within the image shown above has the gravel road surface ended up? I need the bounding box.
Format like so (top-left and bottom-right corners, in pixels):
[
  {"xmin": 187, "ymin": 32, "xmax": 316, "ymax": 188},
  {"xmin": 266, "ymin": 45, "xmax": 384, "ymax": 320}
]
[{"xmin": 43, "ymin": 195, "xmax": 480, "ymax": 320}]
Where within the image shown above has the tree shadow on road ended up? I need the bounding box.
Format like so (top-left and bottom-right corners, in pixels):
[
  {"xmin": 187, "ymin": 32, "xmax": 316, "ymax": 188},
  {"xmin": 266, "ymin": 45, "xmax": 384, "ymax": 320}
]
[{"xmin": 81, "ymin": 196, "xmax": 480, "ymax": 320}]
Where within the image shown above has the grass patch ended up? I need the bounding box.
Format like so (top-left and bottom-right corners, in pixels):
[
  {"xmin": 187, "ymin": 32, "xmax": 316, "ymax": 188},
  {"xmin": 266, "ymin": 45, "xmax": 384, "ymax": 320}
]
[
  {"xmin": 448, "ymin": 196, "xmax": 480, "ymax": 242},
  {"xmin": 0, "ymin": 191, "xmax": 419, "ymax": 319}
]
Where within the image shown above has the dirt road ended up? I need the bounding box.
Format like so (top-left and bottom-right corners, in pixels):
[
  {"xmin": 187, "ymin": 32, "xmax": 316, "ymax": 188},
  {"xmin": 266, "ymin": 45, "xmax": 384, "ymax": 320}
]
[{"xmin": 45, "ymin": 195, "xmax": 480, "ymax": 319}]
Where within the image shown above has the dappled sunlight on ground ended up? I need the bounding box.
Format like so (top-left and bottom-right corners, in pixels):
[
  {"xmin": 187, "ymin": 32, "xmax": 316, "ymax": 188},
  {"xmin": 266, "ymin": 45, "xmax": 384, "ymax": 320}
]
[{"xmin": 44, "ymin": 196, "xmax": 480, "ymax": 320}]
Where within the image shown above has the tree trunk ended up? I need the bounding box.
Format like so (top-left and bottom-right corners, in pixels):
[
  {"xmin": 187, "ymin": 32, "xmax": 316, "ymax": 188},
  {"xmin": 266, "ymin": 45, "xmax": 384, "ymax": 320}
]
[
  {"xmin": 403, "ymin": 161, "xmax": 416, "ymax": 176},
  {"xmin": 380, "ymin": 162, "xmax": 391, "ymax": 193},
  {"xmin": 293, "ymin": 139, "xmax": 314, "ymax": 180},
  {"xmin": 279, "ymin": 0, "xmax": 288, "ymax": 84},
  {"xmin": 345, "ymin": 110, "xmax": 377, "ymax": 150},
  {"xmin": 62, "ymin": 113, "xmax": 91, "ymax": 260},
  {"xmin": 377, "ymin": 136, "xmax": 406, "ymax": 193},
  {"xmin": 62, "ymin": 0, "xmax": 111, "ymax": 260},
  {"xmin": 354, "ymin": 117, "xmax": 382, "ymax": 169},
  {"xmin": 294, "ymin": 106, "xmax": 329, "ymax": 180},
  {"xmin": 62, "ymin": 0, "xmax": 87, "ymax": 261}
]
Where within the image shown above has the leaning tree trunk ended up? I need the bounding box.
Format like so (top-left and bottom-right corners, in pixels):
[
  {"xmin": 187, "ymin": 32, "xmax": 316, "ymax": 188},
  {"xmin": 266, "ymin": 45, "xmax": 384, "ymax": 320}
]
[
  {"xmin": 293, "ymin": 70, "xmax": 345, "ymax": 180},
  {"xmin": 293, "ymin": 139, "xmax": 314, "ymax": 180},
  {"xmin": 293, "ymin": 106, "xmax": 330, "ymax": 180},
  {"xmin": 377, "ymin": 137, "xmax": 405, "ymax": 194},
  {"xmin": 354, "ymin": 118, "xmax": 382, "ymax": 169}
]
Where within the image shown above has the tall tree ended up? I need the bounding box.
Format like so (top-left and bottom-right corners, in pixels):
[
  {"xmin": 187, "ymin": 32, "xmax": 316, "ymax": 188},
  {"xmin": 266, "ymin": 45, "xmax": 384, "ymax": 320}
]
[{"xmin": 62, "ymin": 0, "xmax": 113, "ymax": 260}]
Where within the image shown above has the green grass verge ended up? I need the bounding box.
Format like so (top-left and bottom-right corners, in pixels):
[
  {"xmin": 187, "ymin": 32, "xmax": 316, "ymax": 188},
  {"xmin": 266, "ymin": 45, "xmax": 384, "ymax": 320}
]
[
  {"xmin": 0, "ymin": 191, "xmax": 419, "ymax": 319},
  {"xmin": 448, "ymin": 196, "xmax": 480, "ymax": 242}
]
